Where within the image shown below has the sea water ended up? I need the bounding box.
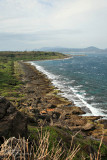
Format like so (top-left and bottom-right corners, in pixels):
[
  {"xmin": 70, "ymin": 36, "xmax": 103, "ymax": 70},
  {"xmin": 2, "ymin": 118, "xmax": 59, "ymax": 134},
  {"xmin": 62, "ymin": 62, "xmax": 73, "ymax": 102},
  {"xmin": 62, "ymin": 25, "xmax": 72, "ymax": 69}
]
[{"xmin": 30, "ymin": 53, "xmax": 107, "ymax": 118}]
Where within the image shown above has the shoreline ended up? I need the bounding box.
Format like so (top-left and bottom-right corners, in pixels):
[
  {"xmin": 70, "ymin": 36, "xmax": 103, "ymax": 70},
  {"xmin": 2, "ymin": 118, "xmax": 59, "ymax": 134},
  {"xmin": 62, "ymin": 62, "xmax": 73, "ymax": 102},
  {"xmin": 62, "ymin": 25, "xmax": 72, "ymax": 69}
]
[
  {"xmin": 1, "ymin": 52, "xmax": 107, "ymax": 158},
  {"xmin": 18, "ymin": 61, "xmax": 107, "ymax": 144},
  {"xmin": 26, "ymin": 55, "xmax": 72, "ymax": 62},
  {"xmin": 29, "ymin": 60, "xmax": 107, "ymax": 119}
]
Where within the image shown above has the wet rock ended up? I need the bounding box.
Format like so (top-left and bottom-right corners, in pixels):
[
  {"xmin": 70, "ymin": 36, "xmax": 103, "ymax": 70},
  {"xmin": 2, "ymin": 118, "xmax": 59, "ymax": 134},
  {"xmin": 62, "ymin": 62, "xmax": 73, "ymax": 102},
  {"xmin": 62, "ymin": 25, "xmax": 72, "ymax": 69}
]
[{"xmin": 71, "ymin": 107, "xmax": 86, "ymax": 115}]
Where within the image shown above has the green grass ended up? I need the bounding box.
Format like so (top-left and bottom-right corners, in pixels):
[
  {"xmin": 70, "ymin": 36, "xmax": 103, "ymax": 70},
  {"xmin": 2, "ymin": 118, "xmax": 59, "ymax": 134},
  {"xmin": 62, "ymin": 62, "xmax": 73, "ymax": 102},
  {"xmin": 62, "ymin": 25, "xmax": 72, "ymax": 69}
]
[
  {"xmin": 0, "ymin": 51, "xmax": 67, "ymax": 101},
  {"xmin": 0, "ymin": 60, "xmax": 25, "ymax": 104},
  {"xmin": 0, "ymin": 61, "xmax": 20, "ymax": 88},
  {"xmin": 0, "ymin": 51, "xmax": 67, "ymax": 61},
  {"xmin": 0, "ymin": 51, "xmax": 67, "ymax": 106}
]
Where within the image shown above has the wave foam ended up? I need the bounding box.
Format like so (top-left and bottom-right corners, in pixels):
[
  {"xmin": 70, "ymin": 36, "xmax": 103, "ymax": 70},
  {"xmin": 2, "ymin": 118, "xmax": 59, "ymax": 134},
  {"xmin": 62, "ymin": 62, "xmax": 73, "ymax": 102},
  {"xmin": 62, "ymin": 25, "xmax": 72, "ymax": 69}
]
[{"xmin": 30, "ymin": 62, "xmax": 107, "ymax": 118}]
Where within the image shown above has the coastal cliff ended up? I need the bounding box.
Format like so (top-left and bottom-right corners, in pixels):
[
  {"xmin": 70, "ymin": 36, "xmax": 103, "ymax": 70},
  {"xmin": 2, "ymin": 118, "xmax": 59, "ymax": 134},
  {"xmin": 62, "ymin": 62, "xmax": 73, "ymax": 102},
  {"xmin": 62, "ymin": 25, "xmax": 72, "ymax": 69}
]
[{"xmin": 0, "ymin": 52, "xmax": 107, "ymax": 159}]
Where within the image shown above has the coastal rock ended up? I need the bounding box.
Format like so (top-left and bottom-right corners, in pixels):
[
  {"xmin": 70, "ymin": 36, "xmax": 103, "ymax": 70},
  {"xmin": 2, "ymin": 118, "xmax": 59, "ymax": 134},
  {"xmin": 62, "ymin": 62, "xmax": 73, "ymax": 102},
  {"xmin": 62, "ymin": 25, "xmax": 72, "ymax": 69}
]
[
  {"xmin": 82, "ymin": 116, "xmax": 101, "ymax": 121},
  {"xmin": 65, "ymin": 115, "xmax": 86, "ymax": 127},
  {"xmin": 52, "ymin": 112, "xmax": 60, "ymax": 119},
  {"xmin": 0, "ymin": 97, "xmax": 15, "ymax": 119},
  {"xmin": 98, "ymin": 119, "xmax": 107, "ymax": 129},
  {"xmin": 71, "ymin": 106, "xmax": 86, "ymax": 115},
  {"xmin": 55, "ymin": 106, "xmax": 85, "ymax": 116},
  {"xmin": 38, "ymin": 113, "xmax": 51, "ymax": 122},
  {"xmin": 18, "ymin": 62, "xmax": 107, "ymax": 144},
  {"xmin": 60, "ymin": 113, "xmax": 71, "ymax": 120},
  {"xmin": 82, "ymin": 123, "xmax": 95, "ymax": 131},
  {"xmin": 47, "ymin": 104, "xmax": 57, "ymax": 109},
  {"xmin": 0, "ymin": 97, "xmax": 27, "ymax": 143}
]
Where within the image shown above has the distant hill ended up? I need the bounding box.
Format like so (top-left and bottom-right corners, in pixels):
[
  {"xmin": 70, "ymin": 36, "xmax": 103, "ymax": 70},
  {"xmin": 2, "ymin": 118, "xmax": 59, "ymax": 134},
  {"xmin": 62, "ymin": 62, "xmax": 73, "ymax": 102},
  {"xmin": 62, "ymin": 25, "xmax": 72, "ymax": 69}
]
[{"xmin": 35, "ymin": 46, "xmax": 107, "ymax": 53}]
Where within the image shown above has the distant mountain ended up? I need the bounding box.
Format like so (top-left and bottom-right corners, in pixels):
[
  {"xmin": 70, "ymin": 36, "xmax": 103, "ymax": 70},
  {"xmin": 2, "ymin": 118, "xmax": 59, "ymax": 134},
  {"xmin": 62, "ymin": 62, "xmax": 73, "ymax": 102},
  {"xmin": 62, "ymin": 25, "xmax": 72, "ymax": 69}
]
[
  {"xmin": 83, "ymin": 46, "xmax": 101, "ymax": 52},
  {"xmin": 103, "ymin": 48, "xmax": 107, "ymax": 52},
  {"xmin": 34, "ymin": 46, "xmax": 107, "ymax": 53}
]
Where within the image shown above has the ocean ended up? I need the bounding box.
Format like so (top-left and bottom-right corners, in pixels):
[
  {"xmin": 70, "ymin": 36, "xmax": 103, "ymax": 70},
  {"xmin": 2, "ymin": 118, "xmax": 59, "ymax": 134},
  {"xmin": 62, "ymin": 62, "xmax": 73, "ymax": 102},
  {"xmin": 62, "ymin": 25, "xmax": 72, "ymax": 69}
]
[{"xmin": 30, "ymin": 53, "xmax": 107, "ymax": 118}]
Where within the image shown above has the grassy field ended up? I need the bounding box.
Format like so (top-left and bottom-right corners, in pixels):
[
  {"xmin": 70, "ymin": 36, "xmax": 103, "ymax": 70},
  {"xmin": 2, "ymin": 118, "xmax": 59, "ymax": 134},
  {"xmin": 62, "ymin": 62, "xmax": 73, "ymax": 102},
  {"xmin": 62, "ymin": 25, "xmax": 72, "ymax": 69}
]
[
  {"xmin": 0, "ymin": 60, "xmax": 25, "ymax": 105},
  {"xmin": 0, "ymin": 51, "xmax": 67, "ymax": 102},
  {"xmin": 0, "ymin": 51, "xmax": 67, "ymax": 61}
]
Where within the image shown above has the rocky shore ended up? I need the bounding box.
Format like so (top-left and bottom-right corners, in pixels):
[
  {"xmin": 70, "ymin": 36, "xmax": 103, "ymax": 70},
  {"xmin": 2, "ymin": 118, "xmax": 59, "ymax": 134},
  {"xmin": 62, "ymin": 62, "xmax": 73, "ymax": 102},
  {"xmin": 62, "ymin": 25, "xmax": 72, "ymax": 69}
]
[
  {"xmin": 0, "ymin": 60, "xmax": 107, "ymax": 159},
  {"xmin": 0, "ymin": 61, "xmax": 107, "ymax": 146},
  {"xmin": 16, "ymin": 61, "xmax": 107, "ymax": 144}
]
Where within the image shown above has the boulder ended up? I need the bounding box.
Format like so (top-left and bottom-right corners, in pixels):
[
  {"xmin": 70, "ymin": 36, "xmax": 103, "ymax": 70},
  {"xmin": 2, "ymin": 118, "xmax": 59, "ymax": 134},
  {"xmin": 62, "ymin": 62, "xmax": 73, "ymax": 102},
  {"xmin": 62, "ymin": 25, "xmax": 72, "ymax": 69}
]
[
  {"xmin": 71, "ymin": 107, "xmax": 86, "ymax": 115},
  {"xmin": 82, "ymin": 123, "xmax": 95, "ymax": 131},
  {"xmin": 0, "ymin": 97, "xmax": 27, "ymax": 143},
  {"xmin": 48, "ymin": 104, "xmax": 57, "ymax": 109},
  {"xmin": 0, "ymin": 97, "xmax": 16, "ymax": 119}
]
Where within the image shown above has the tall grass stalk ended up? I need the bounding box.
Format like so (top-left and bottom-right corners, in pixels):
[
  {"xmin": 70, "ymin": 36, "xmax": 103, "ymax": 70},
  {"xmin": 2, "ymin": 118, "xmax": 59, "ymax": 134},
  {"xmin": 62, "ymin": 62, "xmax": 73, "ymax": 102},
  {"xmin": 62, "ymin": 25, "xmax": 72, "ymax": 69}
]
[{"xmin": 0, "ymin": 129, "xmax": 104, "ymax": 160}]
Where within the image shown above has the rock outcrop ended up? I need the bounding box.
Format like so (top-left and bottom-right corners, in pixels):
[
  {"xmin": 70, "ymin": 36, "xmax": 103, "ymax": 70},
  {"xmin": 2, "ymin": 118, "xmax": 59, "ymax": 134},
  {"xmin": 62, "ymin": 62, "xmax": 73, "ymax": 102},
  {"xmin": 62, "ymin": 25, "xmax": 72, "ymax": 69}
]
[{"xmin": 0, "ymin": 97, "xmax": 27, "ymax": 143}]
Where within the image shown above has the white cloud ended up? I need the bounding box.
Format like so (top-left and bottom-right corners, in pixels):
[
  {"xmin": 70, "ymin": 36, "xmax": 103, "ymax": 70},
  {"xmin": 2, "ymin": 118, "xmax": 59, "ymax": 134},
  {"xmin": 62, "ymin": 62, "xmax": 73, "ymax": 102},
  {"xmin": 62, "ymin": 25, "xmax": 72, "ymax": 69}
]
[{"xmin": 0, "ymin": 0, "xmax": 107, "ymax": 50}]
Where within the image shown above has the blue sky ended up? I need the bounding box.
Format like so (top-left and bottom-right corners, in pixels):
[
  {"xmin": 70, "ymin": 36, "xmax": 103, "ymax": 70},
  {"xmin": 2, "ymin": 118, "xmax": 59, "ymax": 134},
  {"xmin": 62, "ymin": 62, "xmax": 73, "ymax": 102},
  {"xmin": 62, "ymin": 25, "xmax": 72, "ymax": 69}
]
[{"xmin": 0, "ymin": 0, "xmax": 107, "ymax": 50}]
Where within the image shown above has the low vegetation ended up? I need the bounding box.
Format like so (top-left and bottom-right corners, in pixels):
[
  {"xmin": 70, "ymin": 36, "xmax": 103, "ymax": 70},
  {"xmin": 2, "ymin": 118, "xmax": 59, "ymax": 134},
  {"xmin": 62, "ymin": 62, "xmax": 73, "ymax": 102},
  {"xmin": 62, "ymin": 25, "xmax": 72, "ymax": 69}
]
[
  {"xmin": 0, "ymin": 51, "xmax": 66, "ymax": 103},
  {"xmin": 0, "ymin": 51, "xmax": 67, "ymax": 61},
  {"xmin": 0, "ymin": 51, "xmax": 107, "ymax": 159},
  {"xmin": 0, "ymin": 60, "xmax": 25, "ymax": 105},
  {"xmin": 0, "ymin": 127, "xmax": 107, "ymax": 160},
  {"xmin": 28, "ymin": 126, "xmax": 107, "ymax": 160}
]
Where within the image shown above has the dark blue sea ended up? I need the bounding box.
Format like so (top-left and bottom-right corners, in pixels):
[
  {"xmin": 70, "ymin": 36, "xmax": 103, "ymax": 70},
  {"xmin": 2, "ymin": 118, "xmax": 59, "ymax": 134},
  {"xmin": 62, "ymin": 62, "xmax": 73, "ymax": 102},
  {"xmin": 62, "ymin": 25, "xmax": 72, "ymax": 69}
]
[{"xmin": 30, "ymin": 53, "xmax": 107, "ymax": 118}]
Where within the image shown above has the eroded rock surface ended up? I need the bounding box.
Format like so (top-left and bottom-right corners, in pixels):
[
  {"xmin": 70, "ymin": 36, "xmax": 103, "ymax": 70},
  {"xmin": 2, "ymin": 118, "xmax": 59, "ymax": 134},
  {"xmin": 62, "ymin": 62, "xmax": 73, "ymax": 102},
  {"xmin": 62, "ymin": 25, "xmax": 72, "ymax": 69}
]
[
  {"xmin": 17, "ymin": 62, "xmax": 107, "ymax": 144},
  {"xmin": 0, "ymin": 97, "xmax": 27, "ymax": 143}
]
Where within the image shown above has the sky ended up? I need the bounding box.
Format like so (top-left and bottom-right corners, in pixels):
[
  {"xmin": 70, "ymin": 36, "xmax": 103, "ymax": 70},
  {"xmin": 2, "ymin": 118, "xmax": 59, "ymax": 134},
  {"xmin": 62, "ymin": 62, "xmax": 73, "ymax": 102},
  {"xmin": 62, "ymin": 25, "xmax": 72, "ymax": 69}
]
[{"xmin": 0, "ymin": 0, "xmax": 107, "ymax": 51}]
